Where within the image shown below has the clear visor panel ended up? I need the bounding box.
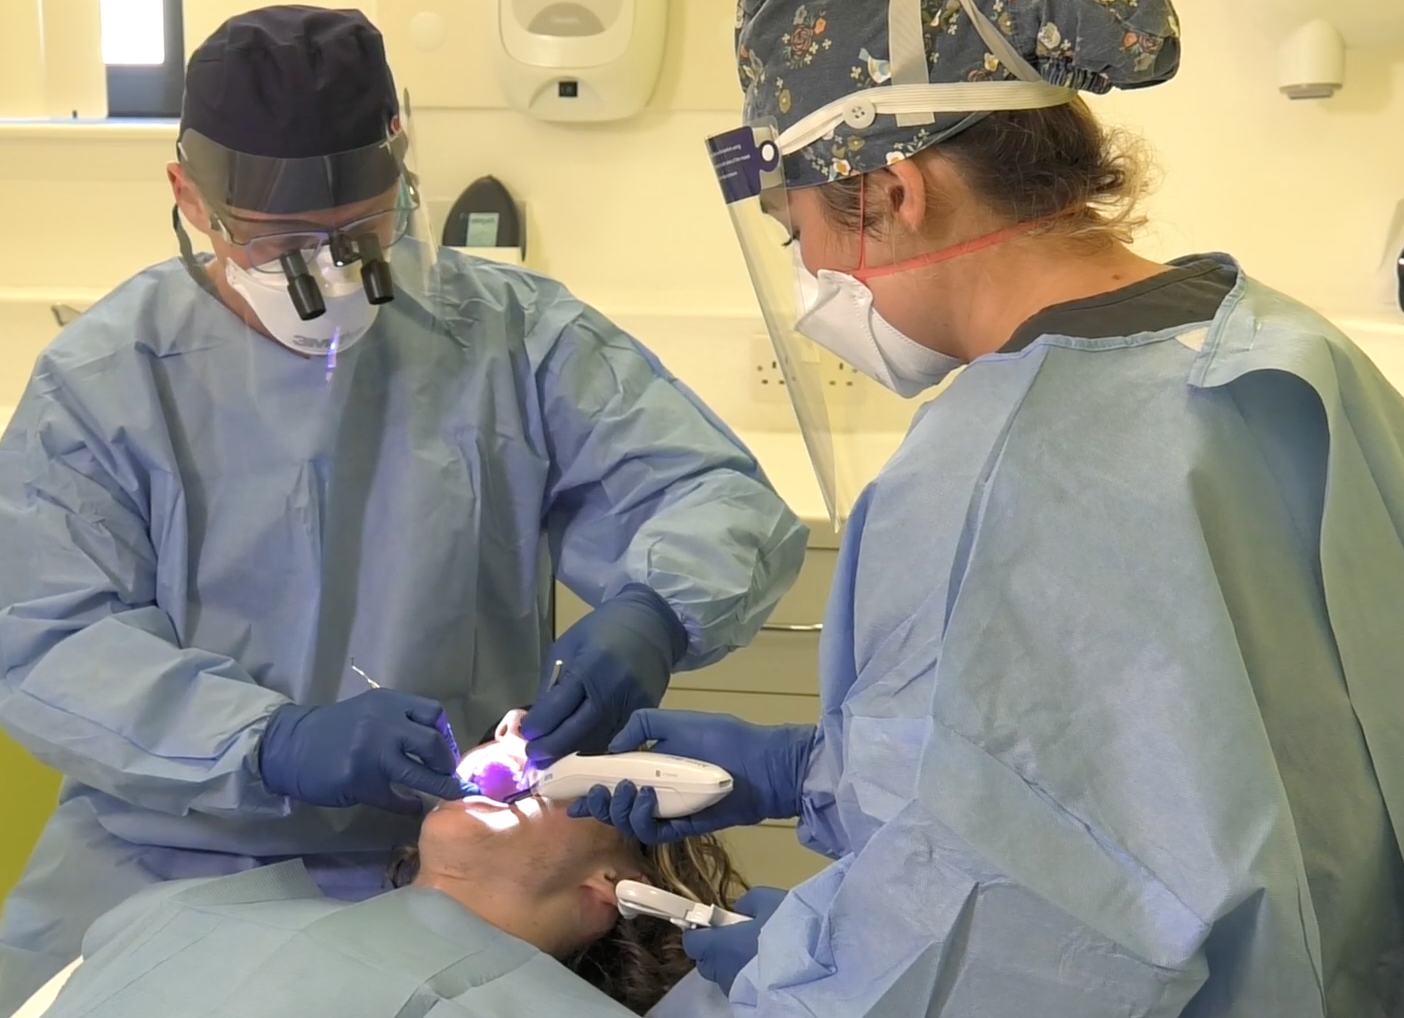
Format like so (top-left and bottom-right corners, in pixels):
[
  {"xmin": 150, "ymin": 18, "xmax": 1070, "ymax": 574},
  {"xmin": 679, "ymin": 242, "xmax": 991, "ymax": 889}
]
[
  {"xmin": 179, "ymin": 130, "xmax": 408, "ymax": 219},
  {"xmin": 394, "ymin": 87, "xmax": 441, "ymax": 301},
  {"xmin": 708, "ymin": 124, "xmax": 898, "ymax": 529},
  {"xmin": 179, "ymin": 91, "xmax": 441, "ymax": 301},
  {"xmin": 723, "ymin": 181, "xmax": 845, "ymax": 526}
]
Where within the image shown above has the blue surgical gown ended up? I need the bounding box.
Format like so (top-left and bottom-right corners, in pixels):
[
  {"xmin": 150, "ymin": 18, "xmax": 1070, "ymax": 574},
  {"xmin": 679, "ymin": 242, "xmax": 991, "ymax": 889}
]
[
  {"xmin": 0, "ymin": 252, "xmax": 806, "ymax": 1013},
  {"xmin": 38, "ymin": 861, "xmax": 643, "ymax": 1017},
  {"xmin": 729, "ymin": 255, "xmax": 1404, "ymax": 1016}
]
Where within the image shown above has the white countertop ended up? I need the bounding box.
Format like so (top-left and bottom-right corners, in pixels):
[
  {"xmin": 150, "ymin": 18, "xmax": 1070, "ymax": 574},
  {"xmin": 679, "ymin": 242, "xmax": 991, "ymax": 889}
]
[
  {"xmin": 736, "ymin": 430, "xmax": 909, "ymax": 549},
  {"xmin": 735, "ymin": 431, "xmax": 836, "ymax": 547}
]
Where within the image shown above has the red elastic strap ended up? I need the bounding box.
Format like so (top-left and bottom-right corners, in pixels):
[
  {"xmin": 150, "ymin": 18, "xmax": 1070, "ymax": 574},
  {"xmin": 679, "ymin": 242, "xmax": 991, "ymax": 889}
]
[{"xmin": 851, "ymin": 175, "xmax": 1044, "ymax": 283}]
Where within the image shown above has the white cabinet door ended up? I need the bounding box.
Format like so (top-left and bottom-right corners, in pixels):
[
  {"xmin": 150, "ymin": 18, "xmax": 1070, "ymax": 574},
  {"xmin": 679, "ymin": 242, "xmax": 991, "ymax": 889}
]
[
  {"xmin": 661, "ymin": 688, "xmax": 819, "ymax": 727},
  {"xmin": 719, "ymin": 823, "xmax": 830, "ymax": 890}
]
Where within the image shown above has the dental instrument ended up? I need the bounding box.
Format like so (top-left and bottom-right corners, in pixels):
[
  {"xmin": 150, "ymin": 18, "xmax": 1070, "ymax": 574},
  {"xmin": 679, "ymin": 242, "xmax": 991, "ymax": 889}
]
[
  {"xmin": 508, "ymin": 751, "xmax": 733, "ymax": 818},
  {"xmin": 615, "ymin": 880, "xmax": 749, "ymax": 929},
  {"xmin": 347, "ymin": 656, "xmax": 464, "ymax": 812},
  {"xmin": 350, "ymin": 658, "xmax": 380, "ymax": 688}
]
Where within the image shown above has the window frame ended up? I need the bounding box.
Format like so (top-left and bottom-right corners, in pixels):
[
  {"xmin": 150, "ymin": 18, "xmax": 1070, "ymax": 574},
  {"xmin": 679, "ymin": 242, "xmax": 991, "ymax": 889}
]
[{"xmin": 105, "ymin": 0, "xmax": 185, "ymax": 118}]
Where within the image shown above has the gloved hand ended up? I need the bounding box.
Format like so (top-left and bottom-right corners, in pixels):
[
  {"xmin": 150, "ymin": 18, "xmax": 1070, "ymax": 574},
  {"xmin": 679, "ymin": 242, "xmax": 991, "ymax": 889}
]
[
  {"xmin": 522, "ymin": 584, "xmax": 688, "ymax": 763},
  {"xmin": 259, "ymin": 689, "xmax": 469, "ymax": 815},
  {"xmin": 683, "ymin": 887, "xmax": 787, "ymax": 994},
  {"xmin": 567, "ymin": 709, "xmax": 815, "ymax": 843}
]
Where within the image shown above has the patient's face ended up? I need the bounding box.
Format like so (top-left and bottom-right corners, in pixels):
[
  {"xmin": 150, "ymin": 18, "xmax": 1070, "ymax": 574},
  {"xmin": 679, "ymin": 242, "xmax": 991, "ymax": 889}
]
[
  {"xmin": 422, "ymin": 710, "xmax": 638, "ymax": 897},
  {"xmin": 455, "ymin": 708, "xmax": 532, "ymax": 802}
]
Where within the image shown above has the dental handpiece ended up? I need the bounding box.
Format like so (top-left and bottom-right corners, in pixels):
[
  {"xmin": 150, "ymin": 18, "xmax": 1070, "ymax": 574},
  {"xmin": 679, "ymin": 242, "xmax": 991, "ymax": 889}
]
[
  {"xmin": 508, "ymin": 752, "xmax": 733, "ymax": 817},
  {"xmin": 493, "ymin": 659, "xmax": 736, "ymax": 817},
  {"xmin": 616, "ymin": 880, "xmax": 749, "ymax": 929}
]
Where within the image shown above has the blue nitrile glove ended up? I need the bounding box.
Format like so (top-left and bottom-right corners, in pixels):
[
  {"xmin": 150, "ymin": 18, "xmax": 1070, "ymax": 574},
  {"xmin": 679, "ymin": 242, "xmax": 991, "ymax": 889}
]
[
  {"xmin": 567, "ymin": 709, "xmax": 815, "ymax": 843},
  {"xmin": 683, "ymin": 887, "xmax": 787, "ymax": 994},
  {"xmin": 522, "ymin": 584, "xmax": 688, "ymax": 763},
  {"xmin": 259, "ymin": 689, "xmax": 469, "ymax": 815}
]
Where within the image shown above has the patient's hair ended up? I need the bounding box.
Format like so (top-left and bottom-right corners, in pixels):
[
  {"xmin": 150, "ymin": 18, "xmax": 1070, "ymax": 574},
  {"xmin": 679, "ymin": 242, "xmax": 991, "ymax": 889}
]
[{"xmin": 387, "ymin": 834, "xmax": 748, "ymax": 1015}]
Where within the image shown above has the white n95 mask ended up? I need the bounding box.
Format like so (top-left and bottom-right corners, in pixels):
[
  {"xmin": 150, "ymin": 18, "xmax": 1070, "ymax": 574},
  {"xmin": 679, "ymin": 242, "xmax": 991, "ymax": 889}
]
[
  {"xmin": 225, "ymin": 247, "xmax": 381, "ymax": 357},
  {"xmin": 791, "ymin": 250, "xmax": 960, "ymax": 398}
]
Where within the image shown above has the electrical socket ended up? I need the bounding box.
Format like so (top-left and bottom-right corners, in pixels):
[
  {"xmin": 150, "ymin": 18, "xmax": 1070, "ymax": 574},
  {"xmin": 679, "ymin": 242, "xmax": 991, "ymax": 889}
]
[
  {"xmin": 749, "ymin": 332, "xmax": 864, "ymax": 405},
  {"xmin": 750, "ymin": 333, "xmax": 792, "ymax": 403},
  {"xmin": 817, "ymin": 352, "xmax": 863, "ymax": 404}
]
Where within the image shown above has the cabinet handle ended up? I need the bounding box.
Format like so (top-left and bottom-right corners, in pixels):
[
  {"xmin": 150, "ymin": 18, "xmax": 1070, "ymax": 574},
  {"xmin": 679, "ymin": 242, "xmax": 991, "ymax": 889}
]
[{"xmin": 761, "ymin": 622, "xmax": 823, "ymax": 633}]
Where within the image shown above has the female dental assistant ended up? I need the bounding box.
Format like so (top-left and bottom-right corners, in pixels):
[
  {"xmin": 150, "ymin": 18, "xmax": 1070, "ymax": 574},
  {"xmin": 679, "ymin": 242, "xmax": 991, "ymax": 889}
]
[{"xmin": 577, "ymin": 1, "xmax": 1404, "ymax": 1015}]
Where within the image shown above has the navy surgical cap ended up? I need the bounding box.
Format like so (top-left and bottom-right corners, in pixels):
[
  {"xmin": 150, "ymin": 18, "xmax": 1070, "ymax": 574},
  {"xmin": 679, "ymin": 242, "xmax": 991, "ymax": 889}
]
[
  {"xmin": 738, "ymin": 0, "xmax": 1181, "ymax": 189},
  {"xmin": 178, "ymin": 6, "xmax": 404, "ymax": 214},
  {"xmin": 181, "ymin": 5, "xmax": 397, "ymax": 158}
]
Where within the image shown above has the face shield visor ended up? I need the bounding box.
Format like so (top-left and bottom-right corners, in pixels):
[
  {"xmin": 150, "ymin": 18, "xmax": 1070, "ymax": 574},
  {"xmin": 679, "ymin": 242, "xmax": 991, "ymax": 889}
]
[
  {"xmin": 175, "ymin": 89, "xmax": 443, "ymax": 361},
  {"xmin": 708, "ymin": 0, "xmax": 1075, "ymax": 528}
]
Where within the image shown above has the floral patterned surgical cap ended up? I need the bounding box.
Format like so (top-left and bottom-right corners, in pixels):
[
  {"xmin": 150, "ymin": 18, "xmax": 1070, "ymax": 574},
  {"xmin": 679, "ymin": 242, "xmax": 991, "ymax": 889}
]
[{"xmin": 737, "ymin": 0, "xmax": 1181, "ymax": 188}]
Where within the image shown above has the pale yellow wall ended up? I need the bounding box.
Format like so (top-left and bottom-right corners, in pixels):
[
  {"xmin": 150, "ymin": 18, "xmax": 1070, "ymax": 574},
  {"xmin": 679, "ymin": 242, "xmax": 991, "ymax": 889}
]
[
  {"xmin": 5, "ymin": 1, "xmax": 1404, "ymax": 316},
  {"xmin": 0, "ymin": 739, "xmax": 59, "ymax": 896},
  {"xmin": 2, "ymin": 0, "xmax": 1404, "ymax": 892},
  {"xmin": 1086, "ymin": 5, "xmax": 1404, "ymax": 316},
  {"xmin": 0, "ymin": 0, "xmax": 44, "ymax": 117}
]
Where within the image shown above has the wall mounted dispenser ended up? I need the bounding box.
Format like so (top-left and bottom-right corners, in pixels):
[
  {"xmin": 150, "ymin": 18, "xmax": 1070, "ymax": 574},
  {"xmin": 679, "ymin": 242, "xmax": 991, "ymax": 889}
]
[
  {"xmin": 1278, "ymin": 19, "xmax": 1346, "ymax": 99},
  {"xmin": 493, "ymin": 0, "xmax": 668, "ymax": 122}
]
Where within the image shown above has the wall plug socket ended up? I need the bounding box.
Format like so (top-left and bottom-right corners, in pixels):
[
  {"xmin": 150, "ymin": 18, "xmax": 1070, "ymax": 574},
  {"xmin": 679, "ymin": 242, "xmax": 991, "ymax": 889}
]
[
  {"xmin": 750, "ymin": 332, "xmax": 792, "ymax": 403},
  {"xmin": 816, "ymin": 349, "xmax": 863, "ymax": 405}
]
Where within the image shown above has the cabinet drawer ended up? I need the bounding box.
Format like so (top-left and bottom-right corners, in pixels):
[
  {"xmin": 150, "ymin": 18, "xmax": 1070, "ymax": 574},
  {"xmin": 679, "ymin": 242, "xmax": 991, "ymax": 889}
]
[
  {"xmin": 661, "ymin": 688, "xmax": 820, "ymax": 727},
  {"xmin": 719, "ymin": 823, "xmax": 829, "ymax": 889},
  {"xmin": 674, "ymin": 629, "xmax": 818, "ymax": 696},
  {"xmin": 556, "ymin": 589, "xmax": 822, "ymax": 697},
  {"xmin": 552, "ymin": 548, "xmax": 834, "ymax": 634},
  {"xmin": 763, "ymin": 547, "xmax": 834, "ymax": 628}
]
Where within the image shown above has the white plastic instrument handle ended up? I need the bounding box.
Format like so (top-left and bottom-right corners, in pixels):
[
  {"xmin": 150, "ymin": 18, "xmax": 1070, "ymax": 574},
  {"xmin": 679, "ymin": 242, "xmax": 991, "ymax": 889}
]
[{"xmin": 616, "ymin": 880, "xmax": 749, "ymax": 929}]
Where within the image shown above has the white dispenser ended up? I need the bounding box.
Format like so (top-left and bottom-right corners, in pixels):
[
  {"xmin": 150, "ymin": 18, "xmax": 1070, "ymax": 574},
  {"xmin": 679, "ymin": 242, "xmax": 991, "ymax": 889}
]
[
  {"xmin": 1278, "ymin": 19, "xmax": 1345, "ymax": 99},
  {"xmin": 493, "ymin": 0, "xmax": 667, "ymax": 122}
]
